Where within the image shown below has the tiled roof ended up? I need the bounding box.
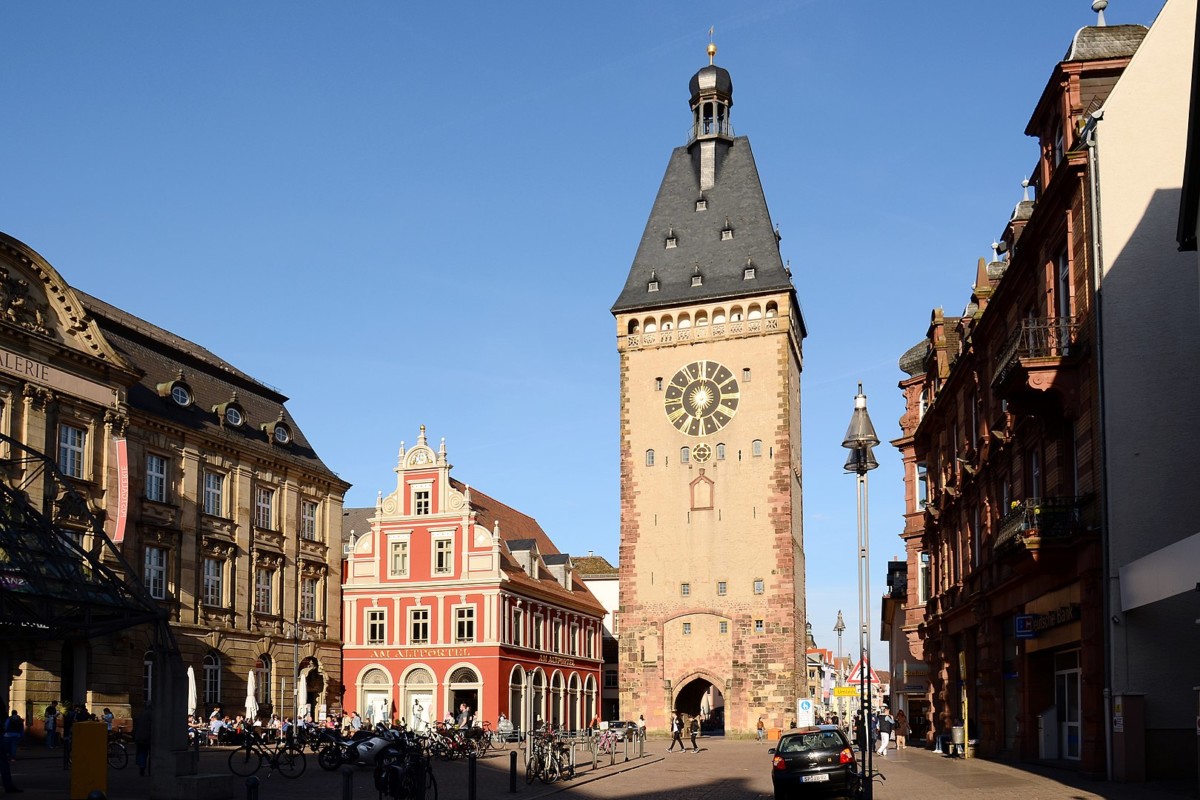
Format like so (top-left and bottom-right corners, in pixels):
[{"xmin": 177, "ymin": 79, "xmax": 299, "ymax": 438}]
[
  {"xmin": 342, "ymin": 507, "xmax": 375, "ymax": 550},
  {"xmin": 573, "ymin": 555, "xmax": 618, "ymax": 576},
  {"xmin": 898, "ymin": 339, "xmax": 928, "ymax": 377},
  {"xmin": 80, "ymin": 291, "xmax": 343, "ymax": 482},
  {"xmin": 612, "ymin": 136, "xmax": 797, "ymax": 315},
  {"xmin": 1065, "ymin": 24, "xmax": 1148, "ymax": 62}
]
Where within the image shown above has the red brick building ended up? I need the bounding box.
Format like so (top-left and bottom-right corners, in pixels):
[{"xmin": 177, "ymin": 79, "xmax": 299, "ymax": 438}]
[
  {"xmin": 893, "ymin": 17, "xmax": 1147, "ymax": 776},
  {"xmin": 342, "ymin": 427, "xmax": 606, "ymax": 732}
]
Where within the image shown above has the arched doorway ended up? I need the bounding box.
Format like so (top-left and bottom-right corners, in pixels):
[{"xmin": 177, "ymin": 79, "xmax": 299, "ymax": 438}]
[
  {"xmin": 448, "ymin": 666, "xmax": 481, "ymax": 722},
  {"xmin": 676, "ymin": 676, "xmax": 725, "ymax": 734},
  {"xmin": 508, "ymin": 666, "xmax": 526, "ymax": 732},
  {"xmin": 583, "ymin": 674, "xmax": 597, "ymax": 728},
  {"xmin": 549, "ymin": 671, "xmax": 565, "ymax": 728},
  {"xmin": 296, "ymin": 656, "xmax": 324, "ymax": 719},
  {"xmin": 403, "ymin": 666, "xmax": 434, "ymax": 730},
  {"xmin": 358, "ymin": 667, "xmax": 392, "ymax": 726},
  {"xmin": 567, "ymin": 673, "xmax": 581, "ymax": 731},
  {"xmin": 528, "ymin": 668, "xmax": 545, "ymax": 729}
]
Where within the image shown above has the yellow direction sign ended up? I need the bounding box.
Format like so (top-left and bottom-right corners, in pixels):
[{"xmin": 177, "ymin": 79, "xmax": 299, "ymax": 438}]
[{"xmin": 833, "ymin": 687, "xmax": 859, "ymax": 697}]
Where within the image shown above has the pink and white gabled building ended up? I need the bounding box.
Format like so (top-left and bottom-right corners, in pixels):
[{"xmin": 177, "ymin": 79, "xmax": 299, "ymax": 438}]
[{"xmin": 341, "ymin": 427, "xmax": 606, "ymax": 732}]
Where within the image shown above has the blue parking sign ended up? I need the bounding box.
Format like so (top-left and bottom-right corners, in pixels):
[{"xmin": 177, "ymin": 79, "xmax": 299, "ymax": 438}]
[{"xmin": 1015, "ymin": 614, "xmax": 1034, "ymax": 639}]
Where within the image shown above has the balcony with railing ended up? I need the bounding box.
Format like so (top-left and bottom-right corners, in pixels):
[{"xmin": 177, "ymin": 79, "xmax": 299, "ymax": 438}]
[
  {"xmin": 992, "ymin": 317, "xmax": 1083, "ymax": 395},
  {"xmin": 994, "ymin": 496, "xmax": 1088, "ymax": 556}
]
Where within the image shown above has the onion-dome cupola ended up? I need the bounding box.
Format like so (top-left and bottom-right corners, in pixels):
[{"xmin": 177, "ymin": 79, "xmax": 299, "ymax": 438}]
[{"xmin": 688, "ymin": 42, "xmax": 733, "ymax": 144}]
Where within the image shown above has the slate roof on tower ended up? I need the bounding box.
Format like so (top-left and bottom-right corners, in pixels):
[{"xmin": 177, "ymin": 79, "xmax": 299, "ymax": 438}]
[{"xmin": 612, "ymin": 57, "xmax": 797, "ymax": 317}]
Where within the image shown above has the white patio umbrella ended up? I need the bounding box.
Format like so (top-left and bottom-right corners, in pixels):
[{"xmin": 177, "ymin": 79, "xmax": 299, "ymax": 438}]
[
  {"xmin": 245, "ymin": 670, "xmax": 259, "ymax": 721},
  {"xmin": 186, "ymin": 666, "xmax": 198, "ymax": 718},
  {"xmin": 294, "ymin": 666, "xmax": 313, "ymax": 718}
]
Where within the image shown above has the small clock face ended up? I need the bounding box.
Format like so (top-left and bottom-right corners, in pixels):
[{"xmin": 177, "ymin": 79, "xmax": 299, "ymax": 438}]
[
  {"xmin": 664, "ymin": 360, "xmax": 740, "ymax": 436},
  {"xmin": 693, "ymin": 443, "xmax": 712, "ymax": 463}
]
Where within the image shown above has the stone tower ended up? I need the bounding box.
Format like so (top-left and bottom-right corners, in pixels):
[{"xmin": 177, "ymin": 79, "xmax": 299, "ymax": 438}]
[{"xmin": 611, "ymin": 47, "xmax": 807, "ymax": 734}]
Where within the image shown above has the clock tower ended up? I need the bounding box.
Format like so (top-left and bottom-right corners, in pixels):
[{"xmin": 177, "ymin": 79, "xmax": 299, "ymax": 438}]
[{"xmin": 611, "ymin": 46, "xmax": 807, "ymax": 735}]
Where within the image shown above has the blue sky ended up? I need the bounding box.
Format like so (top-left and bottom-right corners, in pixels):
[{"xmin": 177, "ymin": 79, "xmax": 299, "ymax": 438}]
[{"xmin": 2, "ymin": 0, "xmax": 1164, "ymax": 663}]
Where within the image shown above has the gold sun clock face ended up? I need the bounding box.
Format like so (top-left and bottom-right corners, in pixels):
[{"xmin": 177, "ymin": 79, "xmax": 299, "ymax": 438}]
[{"xmin": 664, "ymin": 360, "xmax": 740, "ymax": 436}]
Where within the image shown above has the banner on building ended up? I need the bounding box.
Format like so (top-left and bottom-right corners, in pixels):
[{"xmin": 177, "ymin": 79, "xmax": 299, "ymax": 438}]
[{"xmin": 113, "ymin": 437, "xmax": 128, "ymax": 544}]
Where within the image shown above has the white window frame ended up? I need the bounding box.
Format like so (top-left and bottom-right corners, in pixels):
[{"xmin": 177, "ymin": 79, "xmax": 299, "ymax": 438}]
[
  {"xmin": 144, "ymin": 546, "xmax": 167, "ymax": 599},
  {"xmin": 683, "ymin": 622, "xmax": 692, "ymax": 635},
  {"xmin": 145, "ymin": 453, "xmax": 168, "ymax": 503},
  {"xmin": 367, "ymin": 608, "xmax": 387, "ymax": 645},
  {"xmin": 532, "ymin": 614, "xmax": 544, "ymax": 650},
  {"xmin": 719, "ymin": 621, "xmax": 729, "ymax": 634},
  {"xmin": 553, "ymin": 619, "xmax": 563, "ymax": 653},
  {"xmin": 300, "ymin": 576, "xmax": 318, "ymax": 621},
  {"xmin": 752, "ymin": 439, "xmax": 763, "ymax": 457},
  {"xmin": 59, "ymin": 423, "xmax": 86, "ymax": 479},
  {"xmin": 511, "ymin": 607, "xmax": 524, "ymax": 647},
  {"xmin": 432, "ymin": 535, "xmax": 454, "ymax": 575},
  {"xmin": 717, "ymin": 581, "xmax": 727, "ymax": 596},
  {"xmin": 753, "ymin": 579, "xmax": 765, "ymax": 595},
  {"xmin": 203, "ymin": 653, "xmax": 221, "ymax": 705},
  {"xmin": 412, "ymin": 483, "xmax": 432, "ymax": 516},
  {"xmin": 202, "ymin": 557, "xmax": 223, "ymax": 607},
  {"xmin": 254, "ymin": 567, "xmax": 274, "ymax": 614},
  {"xmin": 301, "ymin": 500, "xmax": 319, "ymax": 541},
  {"xmin": 454, "ymin": 605, "xmax": 475, "ymax": 644},
  {"xmin": 569, "ymin": 622, "xmax": 579, "ymax": 655},
  {"xmin": 203, "ymin": 471, "xmax": 224, "ymax": 516},
  {"xmin": 255, "ymin": 486, "xmax": 274, "ymax": 530},
  {"xmin": 754, "ymin": 619, "xmax": 764, "ymax": 634},
  {"xmin": 388, "ymin": 536, "xmax": 411, "ymax": 578},
  {"xmin": 409, "ymin": 607, "xmax": 430, "ymax": 644},
  {"xmin": 681, "ymin": 583, "xmax": 691, "ymax": 597}
]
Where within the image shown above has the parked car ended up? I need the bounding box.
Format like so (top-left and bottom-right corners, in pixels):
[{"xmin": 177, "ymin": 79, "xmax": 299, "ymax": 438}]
[
  {"xmin": 769, "ymin": 725, "xmax": 856, "ymax": 798},
  {"xmin": 604, "ymin": 720, "xmax": 639, "ymax": 741}
]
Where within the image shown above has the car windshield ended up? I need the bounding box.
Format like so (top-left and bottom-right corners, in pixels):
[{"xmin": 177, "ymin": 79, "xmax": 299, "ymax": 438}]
[{"xmin": 779, "ymin": 732, "xmax": 843, "ymax": 753}]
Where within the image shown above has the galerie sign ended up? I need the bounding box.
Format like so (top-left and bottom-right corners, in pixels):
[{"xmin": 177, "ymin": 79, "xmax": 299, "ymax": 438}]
[{"xmin": 0, "ymin": 347, "xmax": 117, "ymax": 407}]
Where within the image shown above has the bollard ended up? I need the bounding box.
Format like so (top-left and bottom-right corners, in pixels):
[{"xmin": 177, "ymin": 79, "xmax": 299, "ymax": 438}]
[
  {"xmin": 246, "ymin": 775, "xmax": 260, "ymax": 800},
  {"xmin": 509, "ymin": 750, "xmax": 517, "ymax": 793},
  {"xmin": 468, "ymin": 753, "xmax": 477, "ymax": 800},
  {"xmin": 341, "ymin": 765, "xmax": 354, "ymax": 800}
]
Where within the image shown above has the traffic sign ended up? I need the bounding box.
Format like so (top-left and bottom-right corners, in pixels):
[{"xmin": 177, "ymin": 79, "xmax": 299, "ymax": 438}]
[
  {"xmin": 833, "ymin": 686, "xmax": 859, "ymax": 697},
  {"xmin": 847, "ymin": 657, "xmax": 881, "ymax": 684}
]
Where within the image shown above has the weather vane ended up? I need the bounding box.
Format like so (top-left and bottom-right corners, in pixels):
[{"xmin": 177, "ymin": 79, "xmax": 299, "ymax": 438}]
[{"xmin": 707, "ymin": 26, "xmax": 717, "ymax": 64}]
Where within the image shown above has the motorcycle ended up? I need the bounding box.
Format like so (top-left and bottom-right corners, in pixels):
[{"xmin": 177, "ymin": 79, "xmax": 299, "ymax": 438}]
[{"xmin": 318, "ymin": 725, "xmax": 403, "ymax": 771}]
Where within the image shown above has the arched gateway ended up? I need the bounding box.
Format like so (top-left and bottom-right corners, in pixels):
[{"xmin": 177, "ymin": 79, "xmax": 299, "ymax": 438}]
[{"xmin": 674, "ymin": 675, "xmax": 726, "ymax": 733}]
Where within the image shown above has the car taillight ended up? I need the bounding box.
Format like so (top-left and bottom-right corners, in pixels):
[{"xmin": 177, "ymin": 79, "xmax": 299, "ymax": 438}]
[
  {"xmin": 839, "ymin": 747, "xmax": 855, "ymax": 764},
  {"xmin": 772, "ymin": 755, "xmax": 786, "ymax": 771}
]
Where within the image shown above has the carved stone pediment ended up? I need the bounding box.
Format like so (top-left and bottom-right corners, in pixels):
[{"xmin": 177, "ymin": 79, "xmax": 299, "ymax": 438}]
[
  {"xmin": 201, "ymin": 536, "xmax": 237, "ymax": 559},
  {"xmin": 140, "ymin": 500, "xmax": 180, "ymax": 529},
  {"xmin": 200, "ymin": 605, "xmax": 236, "ymax": 629},
  {"xmin": 300, "ymin": 560, "xmax": 328, "ymax": 578},
  {"xmin": 200, "ymin": 514, "xmax": 236, "ymax": 538},
  {"xmin": 254, "ymin": 529, "xmax": 285, "ymax": 552},
  {"xmin": 299, "ymin": 538, "xmax": 327, "ymax": 560},
  {"xmin": 252, "ymin": 551, "xmax": 284, "ymax": 570}
]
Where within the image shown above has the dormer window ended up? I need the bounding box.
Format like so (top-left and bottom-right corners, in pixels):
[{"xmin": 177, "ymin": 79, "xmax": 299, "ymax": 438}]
[
  {"xmin": 721, "ymin": 219, "xmax": 733, "ymax": 240},
  {"xmin": 692, "ymin": 274, "xmax": 703, "ymax": 287},
  {"xmin": 158, "ymin": 373, "xmax": 194, "ymax": 407},
  {"xmin": 665, "ymin": 228, "xmax": 678, "ymax": 249},
  {"xmin": 213, "ymin": 394, "xmax": 245, "ymax": 428},
  {"xmin": 743, "ymin": 266, "xmax": 756, "ymax": 280},
  {"xmin": 648, "ymin": 280, "xmax": 659, "ymax": 292},
  {"xmin": 224, "ymin": 406, "xmax": 243, "ymax": 427},
  {"xmin": 695, "ymin": 199, "xmax": 707, "ymax": 212},
  {"xmin": 263, "ymin": 417, "xmax": 292, "ymax": 445}
]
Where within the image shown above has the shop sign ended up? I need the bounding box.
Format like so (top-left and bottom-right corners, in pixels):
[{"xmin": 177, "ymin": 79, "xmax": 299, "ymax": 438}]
[
  {"xmin": 1031, "ymin": 604, "xmax": 1081, "ymax": 633},
  {"xmin": 1015, "ymin": 615, "xmax": 1034, "ymax": 639},
  {"xmin": 539, "ymin": 655, "xmax": 578, "ymax": 667}
]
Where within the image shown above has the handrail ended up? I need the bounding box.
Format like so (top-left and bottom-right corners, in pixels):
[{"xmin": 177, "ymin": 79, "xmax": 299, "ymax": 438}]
[{"xmin": 993, "ymin": 317, "xmax": 1080, "ymax": 386}]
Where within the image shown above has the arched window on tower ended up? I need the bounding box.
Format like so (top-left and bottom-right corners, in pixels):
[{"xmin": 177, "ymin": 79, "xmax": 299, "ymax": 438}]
[
  {"xmin": 752, "ymin": 439, "xmax": 763, "ymax": 457},
  {"xmin": 645, "ymin": 449, "xmax": 655, "ymax": 467},
  {"xmin": 716, "ymin": 443, "xmax": 726, "ymax": 461},
  {"xmin": 680, "ymin": 447, "xmax": 690, "ymax": 464}
]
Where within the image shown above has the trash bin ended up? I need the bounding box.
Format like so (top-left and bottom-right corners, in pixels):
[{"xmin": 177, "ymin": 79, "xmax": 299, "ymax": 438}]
[
  {"xmin": 965, "ymin": 739, "xmax": 978, "ymax": 759},
  {"xmin": 768, "ymin": 728, "xmax": 782, "ymax": 741},
  {"xmin": 69, "ymin": 721, "xmax": 108, "ymax": 800},
  {"xmin": 950, "ymin": 725, "xmax": 965, "ymax": 757}
]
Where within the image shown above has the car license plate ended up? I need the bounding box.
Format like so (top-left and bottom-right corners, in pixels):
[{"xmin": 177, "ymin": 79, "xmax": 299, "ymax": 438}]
[{"xmin": 801, "ymin": 774, "xmax": 830, "ymax": 783}]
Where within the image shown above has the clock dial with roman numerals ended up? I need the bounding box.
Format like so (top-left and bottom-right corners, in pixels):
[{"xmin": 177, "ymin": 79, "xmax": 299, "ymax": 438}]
[{"xmin": 663, "ymin": 360, "xmax": 740, "ymax": 436}]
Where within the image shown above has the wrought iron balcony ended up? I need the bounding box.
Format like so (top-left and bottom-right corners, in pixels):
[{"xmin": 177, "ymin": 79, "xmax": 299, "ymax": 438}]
[
  {"xmin": 993, "ymin": 496, "xmax": 1084, "ymax": 552},
  {"xmin": 992, "ymin": 317, "xmax": 1082, "ymax": 388}
]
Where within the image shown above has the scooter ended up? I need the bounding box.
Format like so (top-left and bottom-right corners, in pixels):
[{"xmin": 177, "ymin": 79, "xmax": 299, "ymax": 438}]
[{"xmin": 318, "ymin": 725, "xmax": 402, "ymax": 770}]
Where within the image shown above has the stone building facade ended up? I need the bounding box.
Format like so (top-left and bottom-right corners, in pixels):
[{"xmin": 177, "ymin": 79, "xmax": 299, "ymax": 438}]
[
  {"xmin": 892, "ymin": 13, "xmax": 1148, "ymax": 778},
  {"xmin": 0, "ymin": 231, "xmax": 348, "ymax": 733},
  {"xmin": 611, "ymin": 48, "xmax": 807, "ymax": 735}
]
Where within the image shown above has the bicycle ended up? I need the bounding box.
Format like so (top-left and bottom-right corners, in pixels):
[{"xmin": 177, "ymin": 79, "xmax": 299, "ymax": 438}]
[
  {"xmin": 227, "ymin": 730, "xmax": 306, "ymax": 778},
  {"xmin": 107, "ymin": 731, "xmax": 129, "ymax": 770},
  {"xmin": 593, "ymin": 730, "xmax": 618, "ymax": 756},
  {"xmin": 848, "ymin": 765, "xmax": 886, "ymax": 800}
]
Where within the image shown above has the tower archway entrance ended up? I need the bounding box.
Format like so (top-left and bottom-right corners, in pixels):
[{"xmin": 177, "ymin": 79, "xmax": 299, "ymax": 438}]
[{"xmin": 675, "ymin": 677, "xmax": 725, "ymax": 734}]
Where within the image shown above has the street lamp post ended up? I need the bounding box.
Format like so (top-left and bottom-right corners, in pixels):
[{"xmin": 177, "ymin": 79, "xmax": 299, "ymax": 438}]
[
  {"xmin": 843, "ymin": 383, "xmax": 879, "ymax": 800},
  {"xmin": 834, "ymin": 610, "xmax": 845, "ymax": 723}
]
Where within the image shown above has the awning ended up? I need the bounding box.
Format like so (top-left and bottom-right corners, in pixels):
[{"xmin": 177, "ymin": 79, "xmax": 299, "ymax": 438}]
[{"xmin": 1118, "ymin": 531, "xmax": 1200, "ymax": 612}]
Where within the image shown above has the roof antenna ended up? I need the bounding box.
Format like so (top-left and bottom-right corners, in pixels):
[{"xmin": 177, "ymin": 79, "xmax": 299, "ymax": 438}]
[
  {"xmin": 1021, "ymin": 178, "xmax": 1031, "ymax": 202},
  {"xmin": 707, "ymin": 26, "xmax": 716, "ymax": 64},
  {"xmin": 1092, "ymin": 0, "xmax": 1108, "ymax": 26}
]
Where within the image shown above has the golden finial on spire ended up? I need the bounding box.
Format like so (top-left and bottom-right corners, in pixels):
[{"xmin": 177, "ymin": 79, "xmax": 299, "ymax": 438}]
[{"xmin": 707, "ymin": 26, "xmax": 717, "ymax": 64}]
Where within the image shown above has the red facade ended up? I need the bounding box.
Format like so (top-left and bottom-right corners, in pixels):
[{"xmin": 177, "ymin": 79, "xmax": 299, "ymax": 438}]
[{"xmin": 342, "ymin": 427, "xmax": 606, "ymax": 732}]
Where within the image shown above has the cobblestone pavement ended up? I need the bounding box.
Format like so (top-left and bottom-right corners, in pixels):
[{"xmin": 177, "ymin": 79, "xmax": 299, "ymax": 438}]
[{"xmin": 4, "ymin": 737, "xmax": 1196, "ymax": 799}]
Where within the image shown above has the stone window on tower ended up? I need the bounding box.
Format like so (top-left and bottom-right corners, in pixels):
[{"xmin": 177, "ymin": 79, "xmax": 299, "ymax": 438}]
[
  {"xmin": 730, "ymin": 306, "xmax": 744, "ymax": 322},
  {"xmin": 680, "ymin": 447, "xmax": 690, "ymax": 464},
  {"xmin": 713, "ymin": 310, "xmax": 726, "ymax": 324},
  {"xmin": 766, "ymin": 302, "xmax": 778, "ymax": 317},
  {"xmin": 716, "ymin": 443, "xmax": 726, "ymax": 460},
  {"xmin": 655, "ymin": 377, "xmax": 663, "ymax": 391},
  {"xmin": 717, "ymin": 581, "xmax": 726, "ymax": 596},
  {"xmin": 683, "ymin": 622, "xmax": 692, "ymax": 636},
  {"xmin": 644, "ymin": 319, "xmax": 657, "ymax": 333},
  {"xmin": 754, "ymin": 619, "xmax": 765, "ymax": 634},
  {"xmin": 753, "ymin": 579, "xmax": 765, "ymax": 595},
  {"xmin": 645, "ymin": 449, "xmax": 655, "ymax": 467},
  {"xmin": 678, "ymin": 314, "xmax": 691, "ymax": 328},
  {"xmin": 627, "ymin": 319, "xmax": 640, "ymax": 334},
  {"xmin": 742, "ymin": 368, "xmax": 751, "ymax": 383},
  {"xmin": 752, "ymin": 439, "xmax": 763, "ymax": 457},
  {"xmin": 748, "ymin": 304, "xmax": 762, "ymax": 319},
  {"xmin": 695, "ymin": 311, "xmax": 708, "ymax": 327},
  {"xmin": 719, "ymin": 621, "xmax": 728, "ymax": 634},
  {"xmin": 661, "ymin": 316, "xmax": 673, "ymax": 331},
  {"xmin": 681, "ymin": 583, "xmax": 690, "ymax": 597}
]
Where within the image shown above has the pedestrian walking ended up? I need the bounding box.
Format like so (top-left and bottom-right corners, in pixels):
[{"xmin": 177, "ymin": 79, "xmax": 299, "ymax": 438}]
[
  {"xmin": 666, "ymin": 712, "xmax": 685, "ymax": 752},
  {"xmin": 132, "ymin": 705, "xmax": 152, "ymax": 776},
  {"xmin": 894, "ymin": 709, "xmax": 909, "ymax": 750},
  {"xmin": 756, "ymin": 716, "xmax": 765, "ymax": 743},
  {"xmin": 876, "ymin": 707, "xmax": 894, "ymax": 756},
  {"xmin": 3, "ymin": 711, "xmax": 22, "ymax": 759},
  {"xmin": 688, "ymin": 716, "xmax": 699, "ymax": 752},
  {"xmin": 43, "ymin": 702, "xmax": 58, "ymax": 750}
]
